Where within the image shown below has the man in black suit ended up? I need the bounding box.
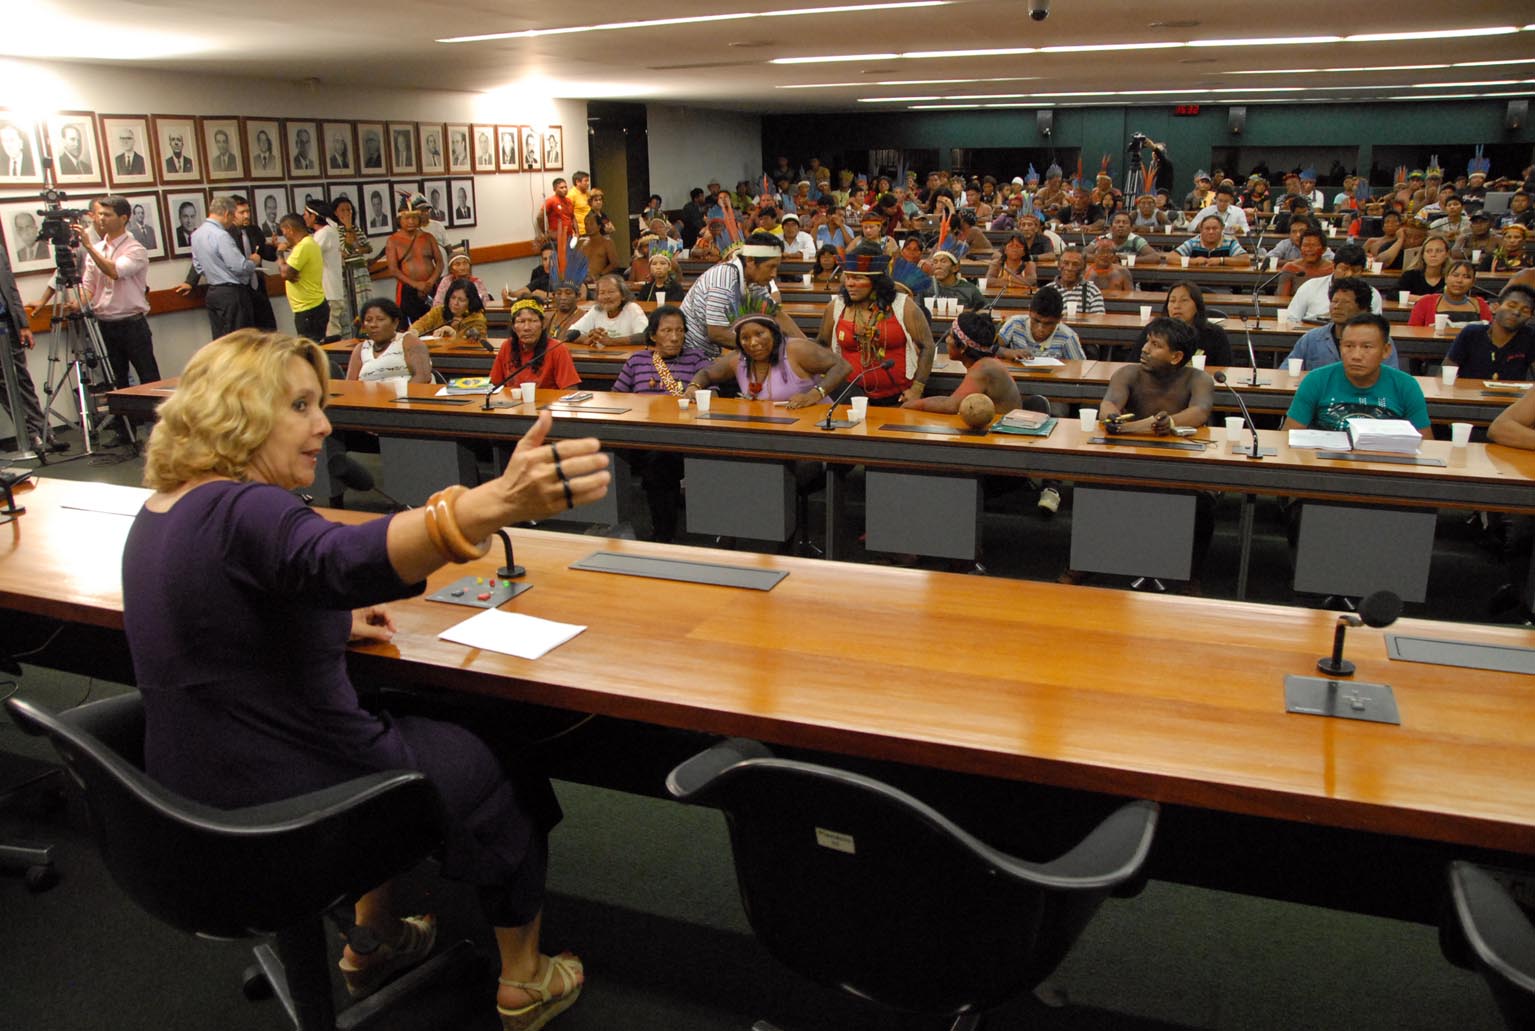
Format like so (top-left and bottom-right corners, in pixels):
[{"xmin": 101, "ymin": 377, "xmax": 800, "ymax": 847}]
[
  {"xmin": 163, "ymin": 132, "xmax": 194, "ymax": 174},
  {"xmin": 0, "ymin": 124, "xmax": 35, "ymax": 179},
  {"xmin": 10, "ymin": 213, "xmax": 48, "ymax": 263},
  {"xmin": 0, "ymin": 246, "xmax": 56, "ymax": 453},
  {"xmin": 57, "ymin": 124, "xmax": 93, "ymax": 175},
  {"xmin": 328, "ymin": 132, "xmax": 350, "ymax": 169},
  {"xmin": 174, "ymin": 202, "xmax": 199, "ymax": 248},
  {"xmin": 128, "ymin": 204, "xmax": 157, "ymax": 249},
  {"xmin": 291, "ymin": 129, "xmax": 315, "ymax": 170},
  {"xmin": 454, "ymin": 187, "xmax": 472, "ymax": 221},
  {"xmin": 175, "ymin": 194, "xmax": 277, "ymax": 330},
  {"xmin": 210, "ymin": 129, "xmax": 238, "ymax": 172},
  {"xmin": 114, "ymin": 127, "xmax": 146, "ymax": 176},
  {"xmin": 259, "ymin": 194, "xmax": 282, "ymax": 241},
  {"xmin": 366, "ymin": 191, "xmax": 390, "ymax": 230}
]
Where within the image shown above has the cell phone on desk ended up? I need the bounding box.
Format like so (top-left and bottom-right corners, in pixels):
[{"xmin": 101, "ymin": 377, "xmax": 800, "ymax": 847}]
[{"xmin": 558, "ymin": 392, "xmax": 593, "ymax": 403}]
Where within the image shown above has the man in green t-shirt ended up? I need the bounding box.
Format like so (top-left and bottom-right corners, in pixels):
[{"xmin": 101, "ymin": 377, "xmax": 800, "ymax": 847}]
[
  {"xmin": 275, "ymin": 213, "xmax": 328, "ymax": 342},
  {"xmin": 1282, "ymin": 313, "xmax": 1430, "ymax": 437}
]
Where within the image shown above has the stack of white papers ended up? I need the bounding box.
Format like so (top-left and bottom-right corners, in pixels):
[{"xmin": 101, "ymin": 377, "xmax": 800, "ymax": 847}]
[
  {"xmin": 1345, "ymin": 417, "xmax": 1422, "ymax": 455},
  {"xmin": 1287, "ymin": 429, "xmax": 1351, "ymax": 451}
]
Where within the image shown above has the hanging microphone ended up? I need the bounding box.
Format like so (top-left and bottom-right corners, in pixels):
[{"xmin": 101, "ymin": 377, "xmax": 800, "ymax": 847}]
[
  {"xmin": 483, "ymin": 338, "xmax": 567, "ymax": 410},
  {"xmin": 1212, "ymin": 371, "xmax": 1265, "ymax": 460},
  {"xmin": 821, "ymin": 359, "xmax": 895, "ymax": 430},
  {"xmin": 1318, "ymin": 590, "xmax": 1402, "ymax": 676}
]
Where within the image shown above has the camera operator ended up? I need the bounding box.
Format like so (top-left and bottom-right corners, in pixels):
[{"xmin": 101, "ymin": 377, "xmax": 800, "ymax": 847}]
[
  {"xmin": 0, "ymin": 246, "xmax": 54, "ymax": 454},
  {"xmin": 80, "ymin": 195, "xmax": 159, "ymax": 444},
  {"xmin": 1131, "ymin": 134, "xmax": 1175, "ymax": 193}
]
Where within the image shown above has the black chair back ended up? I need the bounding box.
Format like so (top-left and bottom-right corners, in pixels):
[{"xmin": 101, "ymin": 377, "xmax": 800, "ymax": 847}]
[
  {"xmin": 6, "ymin": 694, "xmax": 445, "ymax": 940},
  {"xmin": 668, "ymin": 738, "xmax": 1157, "ymax": 1019},
  {"xmin": 1448, "ymin": 861, "xmax": 1535, "ymax": 1029}
]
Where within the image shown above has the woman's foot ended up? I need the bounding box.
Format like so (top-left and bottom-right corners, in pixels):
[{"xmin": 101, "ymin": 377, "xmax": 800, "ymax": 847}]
[
  {"xmin": 497, "ymin": 952, "xmax": 584, "ymax": 1031},
  {"xmin": 337, "ymin": 914, "xmax": 437, "ymax": 998}
]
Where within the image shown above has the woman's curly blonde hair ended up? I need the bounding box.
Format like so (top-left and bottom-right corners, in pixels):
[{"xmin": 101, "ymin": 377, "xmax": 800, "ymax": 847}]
[{"xmin": 143, "ymin": 330, "xmax": 330, "ymax": 491}]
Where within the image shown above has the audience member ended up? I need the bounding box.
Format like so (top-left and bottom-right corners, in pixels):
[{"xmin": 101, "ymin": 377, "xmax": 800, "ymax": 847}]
[
  {"xmin": 1406, "ymin": 261, "xmax": 1491, "ymax": 326},
  {"xmin": 902, "ymin": 310, "xmax": 1021, "ymax": 417},
  {"xmin": 410, "ymin": 277, "xmax": 489, "ymax": 342},
  {"xmin": 1162, "ymin": 281, "xmax": 1233, "ymax": 366},
  {"xmin": 997, "ymin": 288, "xmax": 1085, "ymax": 361},
  {"xmin": 813, "ymin": 243, "xmax": 935, "ymax": 406},
  {"xmin": 1283, "ymin": 244, "xmax": 1382, "ymax": 322},
  {"xmin": 274, "ymin": 213, "xmax": 329, "ymax": 342},
  {"xmin": 1042, "ymin": 248, "xmax": 1105, "ymax": 313},
  {"xmin": 1284, "ymin": 278, "xmax": 1400, "ymax": 371},
  {"xmin": 346, "ymin": 297, "xmax": 432, "ymax": 383},
  {"xmin": 490, "ymin": 298, "xmax": 582, "ymax": 390},
  {"xmin": 567, "ymin": 273, "xmax": 648, "ymax": 347},
  {"xmin": 1443, "ymin": 284, "xmax": 1535, "ymax": 382},
  {"xmin": 383, "ymin": 206, "xmax": 442, "ymax": 322},
  {"xmin": 1170, "ymin": 215, "xmax": 1248, "ymax": 267},
  {"xmin": 1283, "ymin": 313, "xmax": 1428, "ymax": 435}
]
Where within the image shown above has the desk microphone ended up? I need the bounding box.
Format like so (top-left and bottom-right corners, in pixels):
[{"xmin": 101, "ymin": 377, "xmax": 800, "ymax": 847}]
[
  {"xmin": 1212, "ymin": 371, "xmax": 1265, "ymax": 460},
  {"xmin": 478, "ymin": 336, "xmax": 498, "ymax": 355},
  {"xmin": 327, "ymin": 452, "xmax": 409, "ymax": 510},
  {"xmin": 821, "ymin": 359, "xmax": 894, "ymax": 430},
  {"xmin": 483, "ymin": 339, "xmax": 567, "ymax": 410},
  {"xmin": 1318, "ymin": 590, "xmax": 1402, "ymax": 676},
  {"xmin": 1243, "ymin": 267, "xmax": 1289, "ymax": 386}
]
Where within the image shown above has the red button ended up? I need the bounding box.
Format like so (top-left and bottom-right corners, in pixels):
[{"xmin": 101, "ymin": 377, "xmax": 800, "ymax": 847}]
[{"xmin": 477, "ymin": 592, "xmax": 492, "ymax": 601}]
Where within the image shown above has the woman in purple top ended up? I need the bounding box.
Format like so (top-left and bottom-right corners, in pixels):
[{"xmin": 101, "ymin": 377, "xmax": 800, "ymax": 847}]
[
  {"xmin": 121, "ymin": 330, "xmax": 608, "ymax": 1030},
  {"xmin": 683, "ymin": 308, "xmax": 850, "ymax": 406}
]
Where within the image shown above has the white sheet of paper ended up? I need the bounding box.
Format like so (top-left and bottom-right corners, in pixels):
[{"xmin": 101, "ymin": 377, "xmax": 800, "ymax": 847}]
[
  {"xmin": 439, "ymin": 608, "xmax": 587, "ymax": 660},
  {"xmin": 1021, "ymin": 356, "xmax": 1064, "ymax": 368},
  {"xmin": 1287, "ymin": 429, "xmax": 1352, "ymax": 450}
]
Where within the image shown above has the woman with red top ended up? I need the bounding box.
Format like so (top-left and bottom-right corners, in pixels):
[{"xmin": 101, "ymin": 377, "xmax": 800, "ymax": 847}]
[
  {"xmin": 814, "ymin": 244, "xmax": 936, "ymax": 405},
  {"xmin": 489, "ymin": 298, "xmax": 581, "ymax": 392},
  {"xmin": 1406, "ymin": 261, "xmax": 1493, "ymax": 326}
]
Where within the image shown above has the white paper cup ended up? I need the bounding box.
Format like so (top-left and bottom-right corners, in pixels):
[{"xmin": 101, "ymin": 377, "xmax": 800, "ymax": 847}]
[
  {"xmin": 1064, "ymin": 300, "xmax": 1079, "ymax": 319},
  {"xmin": 1180, "ymin": 254, "xmax": 1190, "ymax": 268},
  {"xmin": 696, "ymin": 389, "xmax": 712, "ymax": 414},
  {"xmin": 1370, "ymin": 261, "xmax": 1384, "ymax": 274},
  {"xmin": 802, "ymin": 273, "xmax": 812, "ymax": 287},
  {"xmin": 390, "ymin": 377, "xmax": 409, "ymax": 398},
  {"xmin": 1287, "ymin": 358, "xmax": 1304, "ymax": 377},
  {"xmin": 850, "ymin": 396, "xmax": 869, "ymax": 420},
  {"xmin": 677, "ymin": 396, "xmax": 691, "ymax": 410},
  {"xmin": 1125, "ymin": 254, "xmax": 1137, "ymax": 268},
  {"xmin": 977, "ymin": 276, "xmax": 988, "ymax": 290},
  {"xmin": 655, "ymin": 290, "xmax": 666, "ymax": 305},
  {"xmin": 1078, "ymin": 407, "xmax": 1098, "ymax": 433},
  {"xmin": 1190, "ymin": 354, "xmax": 1207, "ymax": 370},
  {"xmin": 519, "ymin": 381, "xmax": 536, "ymax": 405},
  {"xmin": 924, "ymin": 296, "xmax": 936, "ymax": 313},
  {"xmin": 1398, "ymin": 290, "xmax": 1410, "ymax": 305},
  {"xmin": 1451, "ymin": 422, "xmax": 1473, "ymax": 447},
  {"xmin": 1472, "ymin": 249, "xmax": 1482, "ymax": 263},
  {"xmin": 1138, "ymin": 305, "xmax": 1153, "ymax": 321},
  {"xmin": 1434, "ymin": 314, "xmax": 1451, "ymax": 334},
  {"xmin": 1442, "ymin": 365, "xmax": 1459, "ymax": 385},
  {"xmin": 1225, "ymin": 416, "xmax": 1245, "ymax": 439},
  {"xmin": 679, "ymin": 248, "xmax": 690, "ymax": 258},
  {"xmin": 1268, "ymin": 255, "xmax": 1279, "ymax": 271}
]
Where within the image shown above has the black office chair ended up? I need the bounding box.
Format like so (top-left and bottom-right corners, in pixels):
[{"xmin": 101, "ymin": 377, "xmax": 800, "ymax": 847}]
[
  {"xmin": 1445, "ymin": 861, "xmax": 1535, "ymax": 1029},
  {"xmin": 667, "ymin": 738, "xmax": 1159, "ymax": 1030},
  {"xmin": 6, "ymin": 693, "xmax": 474, "ymax": 1031}
]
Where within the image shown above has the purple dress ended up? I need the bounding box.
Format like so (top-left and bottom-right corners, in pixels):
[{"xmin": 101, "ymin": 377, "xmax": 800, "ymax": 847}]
[
  {"xmin": 734, "ymin": 356, "xmax": 821, "ymax": 402},
  {"xmin": 121, "ymin": 480, "xmax": 553, "ymax": 896}
]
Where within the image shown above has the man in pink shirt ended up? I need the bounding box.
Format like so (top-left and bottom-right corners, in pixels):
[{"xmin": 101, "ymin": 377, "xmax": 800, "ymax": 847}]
[{"xmin": 80, "ymin": 195, "xmax": 159, "ymax": 445}]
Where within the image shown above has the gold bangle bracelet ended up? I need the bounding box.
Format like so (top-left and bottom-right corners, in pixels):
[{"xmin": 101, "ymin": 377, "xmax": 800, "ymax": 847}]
[{"xmin": 427, "ymin": 486, "xmax": 491, "ymax": 562}]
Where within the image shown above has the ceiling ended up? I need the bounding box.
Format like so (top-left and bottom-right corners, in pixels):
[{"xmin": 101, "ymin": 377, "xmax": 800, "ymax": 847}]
[{"xmin": 11, "ymin": 0, "xmax": 1535, "ymax": 112}]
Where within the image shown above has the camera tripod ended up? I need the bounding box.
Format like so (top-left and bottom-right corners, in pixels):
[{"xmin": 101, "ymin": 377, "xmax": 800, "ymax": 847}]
[{"xmin": 40, "ymin": 283, "xmax": 129, "ymax": 456}]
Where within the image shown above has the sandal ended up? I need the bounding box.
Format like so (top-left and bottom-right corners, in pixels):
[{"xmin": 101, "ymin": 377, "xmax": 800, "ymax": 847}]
[
  {"xmin": 337, "ymin": 914, "xmax": 437, "ymax": 998},
  {"xmin": 497, "ymin": 952, "xmax": 584, "ymax": 1031}
]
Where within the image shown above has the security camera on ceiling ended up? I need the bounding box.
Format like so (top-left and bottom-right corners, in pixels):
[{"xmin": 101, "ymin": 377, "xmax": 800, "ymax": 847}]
[{"xmin": 1028, "ymin": 0, "xmax": 1049, "ymax": 21}]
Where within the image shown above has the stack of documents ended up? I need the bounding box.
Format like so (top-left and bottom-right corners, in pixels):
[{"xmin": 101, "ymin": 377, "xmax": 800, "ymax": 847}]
[
  {"xmin": 1344, "ymin": 418, "xmax": 1422, "ymax": 454},
  {"xmin": 993, "ymin": 409, "xmax": 1057, "ymax": 436}
]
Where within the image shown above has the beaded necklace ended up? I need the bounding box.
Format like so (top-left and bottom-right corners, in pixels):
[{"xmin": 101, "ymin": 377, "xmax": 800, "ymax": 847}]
[
  {"xmin": 650, "ymin": 350, "xmax": 684, "ymax": 396},
  {"xmin": 849, "ymin": 299, "xmax": 891, "ymax": 366},
  {"xmin": 745, "ymin": 357, "xmax": 771, "ymax": 397}
]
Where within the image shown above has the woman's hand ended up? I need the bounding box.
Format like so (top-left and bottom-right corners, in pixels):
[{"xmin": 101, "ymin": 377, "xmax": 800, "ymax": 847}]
[
  {"xmin": 784, "ymin": 389, "xmax": 821, "ymax": 409},
  {"xmin": 682, "ymin": 382, "xmax": 699, "ymax": 398},
  {"xmin": 489, "ymin": 411, "xmax": 610, "ymax": 523},
  {"xmin": 350, "ymin": 606, "xmax": 397, "ymax": 644}
]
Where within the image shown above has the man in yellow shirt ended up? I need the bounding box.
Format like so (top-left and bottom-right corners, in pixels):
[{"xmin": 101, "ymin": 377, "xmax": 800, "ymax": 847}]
[
  {"xmin": 569, "ymin": 171, "xmax": 592, "ymax": 236},
  {"xmin": 275, "ymin": 213, "xmax": 328, "ymax": 341}
]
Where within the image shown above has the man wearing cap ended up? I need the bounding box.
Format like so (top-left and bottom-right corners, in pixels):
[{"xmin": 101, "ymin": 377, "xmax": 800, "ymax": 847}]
[
  {"xmin": 679, "ymin": 231, "xmax": 793, "ymax": 356},
  {"xmin": 1183, "ymin": 171, "xmax": 1213, "ymax": 213},
  {"xmin": 1454, "ymin": 211, "xmax": 1498, "ymax": 260},
  {"xmin": 383, "ymin": 206, "xmax": 442, "ymax": 322},
  {"xmin": 929, "ymin": 250, "xmax": 985, "ymax": 310},
  {"xmin": 1298, "ymin": 171, "xmax": 1324, "ymax": 210},
  {"xmin": 779, "ymin": 212, "xmax": 815, "ymax": 261}
]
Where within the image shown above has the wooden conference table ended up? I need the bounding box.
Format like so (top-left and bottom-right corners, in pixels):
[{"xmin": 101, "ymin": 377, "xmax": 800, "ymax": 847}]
[{"xmin": 3, "ymin": 477, "xmax": 1533, "ymax": 924}]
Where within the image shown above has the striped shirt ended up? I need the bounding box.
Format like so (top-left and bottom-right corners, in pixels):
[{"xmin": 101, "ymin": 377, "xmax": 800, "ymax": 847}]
[
  {"xmin": 613, "ymin": 349, "xmax": 713, "ymax": 394},
  {"xmin": 998, "ymin": 315, "xmax": 1085, "ymax": 360},
  {"xmin": 1041, "ymin": 279, "xmax": 1105, "ymax": 314},
  {"xmin": 679, "ymin": 258, "xmax": 769, "ymax": 356}
]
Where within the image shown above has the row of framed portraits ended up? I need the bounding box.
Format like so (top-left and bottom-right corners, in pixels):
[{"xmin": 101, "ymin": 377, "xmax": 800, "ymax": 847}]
[
  {"xmin": 1, "ymin": 177, "xmax": 478, "ymax": 275},
  {"xmin": 0, "ymin": 109, "xmax": 564, "ymax": 192}
]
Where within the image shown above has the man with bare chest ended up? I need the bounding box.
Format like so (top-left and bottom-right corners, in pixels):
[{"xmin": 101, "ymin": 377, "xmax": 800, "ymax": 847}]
[
  {"xmin": 384, "ymin": 208, "xmax": 442, "ymax": 321},
  {"xmin": 1084, "ymin": 240, "xmax": 1134, "ymax": 294},
  {"xmin": 1099, "ymin": 318, "xmax": 1212, "ymax": 434}
]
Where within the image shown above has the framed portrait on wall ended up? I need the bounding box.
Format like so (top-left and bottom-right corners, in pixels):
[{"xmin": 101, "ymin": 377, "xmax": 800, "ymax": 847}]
[
  {"xmin": 322, "ymin": 122, "xmax": 355, "ymax": 178},
  {"xmin": 472, "ymin": 124, "xmax": 497, "ymax": 172},
  {"xmin": 0, "ymin": 112, "xmax": 44, "ymax": 188},
  {"xmin": 151, "ymin": 114, "xmax": 200, "ymax": 184},
  {"xmin": 357, "ymin": 122, "xmax": 387, "ymax": 175},
  {"xmin": 100, "ymin": 115, "xmax": 156, "ymax": 189},
  {"xmin": 520, "ymin": 126, "xmax": 542, "ymax": 172},
  {"xmin": 284, "ymin": 120, "xmax": 320, "ymax": 178},
  {"xmin": 165, "ymin": 189, "xmax": 208, "ymax": 257},
  {"xmin": 121, "ymin": 192, "xmax": 167, "ymax": 261},
  {"xmin": 243, "ymin": 118, "xmax": 284, "ymax": 179},
  {"xmin": 446, "ymin": 124, "xmax": 472, "ymax": 174},
  {"xmin": 494, "ymin": 125, "xmax": 519, "ymax": 173},
  {"xmin": 421, "ymin": 178, "xmax": 448, "ymax": 224},
  {"xmin": 447, "ymin": 178, "xmax": 476, "ymax": 228},
  {"xmin": 419, "ymin": 123, "xmax": 446, "ymax": 175},
  {"xmin": 542, "ymin": 126, "xmax": 563, "ymax": 172},
  {"xmin": 291, "ymin": 183, "xmax": 326, "ymax": 218},
  {"xmin": 388, "ymin": 123, "xmax": 418, "ymax": 175},
  {"xmin": 391, "ymin": 180, "xmax": 421, "ymax": 212},
  {"xmin": 199, "ymin": 117, "xmax": 244, "ymax": 181},
  {"xmin": 251, "ymin": 185, "xmax": 287, "ymax": 240},
  {"xmin": 326, "ymin": 179, "xmax": 359, "ymax": 206},
  {"xmin": 359, "ymin": 181, "xmax": 392, "ymax": 232},
  {"xmin": 0, "ymin": 199, "xmax": 55, "ymax": 274},
  {"xmin": 45, "ymin": 112, "xmax": 104, "ymax": 188},
  {"xmin": 208, "ymin": 182, "xmax": 250, "ymax": 208}
]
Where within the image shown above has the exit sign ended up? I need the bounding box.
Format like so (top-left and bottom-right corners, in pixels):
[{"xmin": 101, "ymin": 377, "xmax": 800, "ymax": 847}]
[{"xmin": 1173, "ymin": 104, "xmax": 1202, "ymax": 116}]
